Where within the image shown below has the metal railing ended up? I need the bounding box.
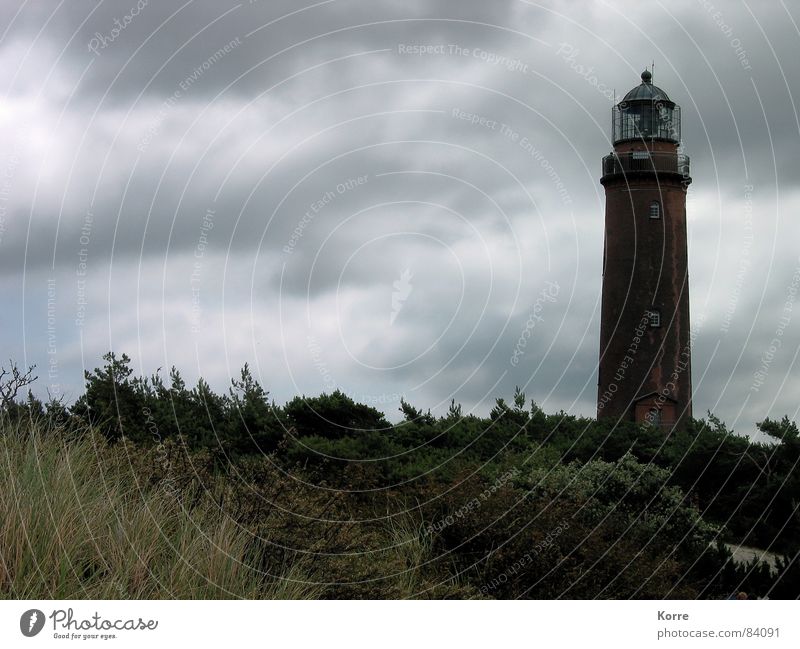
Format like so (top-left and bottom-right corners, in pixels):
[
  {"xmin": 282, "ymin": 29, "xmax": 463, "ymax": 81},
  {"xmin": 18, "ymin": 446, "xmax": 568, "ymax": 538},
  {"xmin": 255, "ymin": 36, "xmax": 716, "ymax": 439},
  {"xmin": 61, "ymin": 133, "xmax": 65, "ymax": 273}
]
[{"xmin": 602, "ymin": 152, "xmax": 690, "ymax": 180}]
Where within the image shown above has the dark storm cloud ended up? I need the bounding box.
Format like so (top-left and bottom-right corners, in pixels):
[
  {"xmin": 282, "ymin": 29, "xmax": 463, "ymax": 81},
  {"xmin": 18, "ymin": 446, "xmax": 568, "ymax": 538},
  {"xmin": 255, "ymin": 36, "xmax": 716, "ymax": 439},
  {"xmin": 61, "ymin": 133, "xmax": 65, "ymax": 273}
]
[{"xmin": 1, "ymin": 0, "xmax": 799, "ymax": 433}]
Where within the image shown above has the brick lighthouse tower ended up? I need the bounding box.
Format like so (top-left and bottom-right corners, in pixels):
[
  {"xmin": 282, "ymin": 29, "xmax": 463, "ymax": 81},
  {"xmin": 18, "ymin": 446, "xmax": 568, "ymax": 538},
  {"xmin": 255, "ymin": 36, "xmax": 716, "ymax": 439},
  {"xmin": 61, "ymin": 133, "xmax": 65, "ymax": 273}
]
[{"xmin": 597, "ymin": 70, "xmax": 692, "ymax": 429}]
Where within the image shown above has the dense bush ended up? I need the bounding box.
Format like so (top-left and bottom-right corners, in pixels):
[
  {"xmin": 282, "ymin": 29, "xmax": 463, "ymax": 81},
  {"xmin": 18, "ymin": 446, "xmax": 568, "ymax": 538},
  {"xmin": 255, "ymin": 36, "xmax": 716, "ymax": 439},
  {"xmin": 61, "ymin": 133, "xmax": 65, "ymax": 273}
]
[{"xmin": 2, "ymin": 354, "xmax": 798, "ymax": 599}]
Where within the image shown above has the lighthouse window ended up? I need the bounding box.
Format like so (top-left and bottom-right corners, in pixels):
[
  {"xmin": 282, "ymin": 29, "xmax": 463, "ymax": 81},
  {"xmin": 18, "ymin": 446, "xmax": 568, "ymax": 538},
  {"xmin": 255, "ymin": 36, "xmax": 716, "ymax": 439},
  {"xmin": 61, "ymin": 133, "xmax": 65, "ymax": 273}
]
[
  {"xmin": 647, "ymin": 309, "xmax": 661, "ymax": 328},
  {"xmin": 649, "ymin": 201, "xmax": 661, "ymax": 219}
]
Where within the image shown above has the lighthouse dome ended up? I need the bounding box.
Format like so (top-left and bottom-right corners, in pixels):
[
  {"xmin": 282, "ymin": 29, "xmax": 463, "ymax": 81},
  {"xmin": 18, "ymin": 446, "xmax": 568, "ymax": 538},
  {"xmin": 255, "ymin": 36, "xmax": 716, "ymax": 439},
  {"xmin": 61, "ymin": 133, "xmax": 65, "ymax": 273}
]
[{"xmin": 621, "ymin": 70, "xmax": 673, "ymax": 103}]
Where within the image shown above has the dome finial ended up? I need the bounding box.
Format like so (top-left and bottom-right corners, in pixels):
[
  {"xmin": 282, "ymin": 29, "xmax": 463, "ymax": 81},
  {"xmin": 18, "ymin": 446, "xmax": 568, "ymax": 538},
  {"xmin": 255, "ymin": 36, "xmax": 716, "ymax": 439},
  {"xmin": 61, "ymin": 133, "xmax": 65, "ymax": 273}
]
[{"xmin": 641, "ymin": 69, "xmax": 652, "ymax": 83}]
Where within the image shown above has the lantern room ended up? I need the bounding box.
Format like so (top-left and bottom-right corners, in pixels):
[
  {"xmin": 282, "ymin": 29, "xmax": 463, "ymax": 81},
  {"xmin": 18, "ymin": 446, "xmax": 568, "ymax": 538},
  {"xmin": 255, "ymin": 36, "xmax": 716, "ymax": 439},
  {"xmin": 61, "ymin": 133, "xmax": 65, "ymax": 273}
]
[{"xmin": 611, "ymin": 70, "xmax": 681, "ymax": 144}]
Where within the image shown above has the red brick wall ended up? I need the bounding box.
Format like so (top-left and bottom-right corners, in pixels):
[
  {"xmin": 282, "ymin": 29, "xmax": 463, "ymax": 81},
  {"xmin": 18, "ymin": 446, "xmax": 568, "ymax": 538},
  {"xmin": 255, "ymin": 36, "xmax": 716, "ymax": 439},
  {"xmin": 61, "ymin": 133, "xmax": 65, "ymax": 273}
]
[{"xmin": 597, "ymin": 141, "xmax": 692, "ymax": 430}]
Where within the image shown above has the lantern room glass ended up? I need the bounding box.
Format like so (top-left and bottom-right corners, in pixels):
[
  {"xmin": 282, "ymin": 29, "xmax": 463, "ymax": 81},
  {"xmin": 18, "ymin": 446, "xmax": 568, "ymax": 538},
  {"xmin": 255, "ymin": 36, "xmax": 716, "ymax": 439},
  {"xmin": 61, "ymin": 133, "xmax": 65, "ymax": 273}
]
[{"xmin": 612, "ymin": 102, "xmax": 681, "ymax": 144}]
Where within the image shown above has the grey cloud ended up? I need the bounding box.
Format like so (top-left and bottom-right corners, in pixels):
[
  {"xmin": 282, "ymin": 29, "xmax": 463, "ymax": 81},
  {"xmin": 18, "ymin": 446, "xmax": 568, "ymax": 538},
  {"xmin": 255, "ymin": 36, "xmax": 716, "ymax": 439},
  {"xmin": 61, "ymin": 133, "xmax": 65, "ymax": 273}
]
[{"xmin": 2, "ymin": 0, "xmax": 799, "ymax": 434}]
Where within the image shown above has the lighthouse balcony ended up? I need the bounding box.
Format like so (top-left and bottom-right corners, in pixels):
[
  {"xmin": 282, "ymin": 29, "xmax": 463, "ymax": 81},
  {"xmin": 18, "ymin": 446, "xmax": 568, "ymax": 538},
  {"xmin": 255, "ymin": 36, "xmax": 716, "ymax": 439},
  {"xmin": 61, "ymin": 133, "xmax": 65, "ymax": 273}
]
[{"xmin": 601, "ymin": 151, "xmax": 690, "ymax": 184}]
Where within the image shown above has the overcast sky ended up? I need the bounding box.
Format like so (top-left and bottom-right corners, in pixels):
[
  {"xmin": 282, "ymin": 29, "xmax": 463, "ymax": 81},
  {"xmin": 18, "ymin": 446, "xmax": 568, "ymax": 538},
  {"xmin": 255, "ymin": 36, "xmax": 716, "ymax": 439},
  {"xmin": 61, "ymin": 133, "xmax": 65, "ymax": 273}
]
[{"xmin": 1, "ymin": 0, "xmax": 799, "ymax": 434}]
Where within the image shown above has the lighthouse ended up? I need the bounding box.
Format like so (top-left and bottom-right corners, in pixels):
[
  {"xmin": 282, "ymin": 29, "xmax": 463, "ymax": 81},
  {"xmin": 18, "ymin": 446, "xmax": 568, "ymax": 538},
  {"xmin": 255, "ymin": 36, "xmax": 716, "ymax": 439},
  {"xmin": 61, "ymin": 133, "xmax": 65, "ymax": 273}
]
[{"xmin": 597, "ymin": 70, "xmax": 692, "ymax": 430}]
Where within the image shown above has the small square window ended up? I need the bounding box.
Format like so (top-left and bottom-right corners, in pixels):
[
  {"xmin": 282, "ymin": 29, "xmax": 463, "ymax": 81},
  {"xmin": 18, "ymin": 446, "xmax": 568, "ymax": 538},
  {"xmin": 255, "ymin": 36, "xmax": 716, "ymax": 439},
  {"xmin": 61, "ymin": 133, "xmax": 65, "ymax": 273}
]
[
  {"xmin": 632, "ymin": 151, "xmax": 650, "ymax": 160},
  {"xmin": 647, "ymin": 309, "xmax": 661, "ymax": 328},
  {"xmin": 649, "ymin": 201, "xmax": 661, "ymax": 219}
]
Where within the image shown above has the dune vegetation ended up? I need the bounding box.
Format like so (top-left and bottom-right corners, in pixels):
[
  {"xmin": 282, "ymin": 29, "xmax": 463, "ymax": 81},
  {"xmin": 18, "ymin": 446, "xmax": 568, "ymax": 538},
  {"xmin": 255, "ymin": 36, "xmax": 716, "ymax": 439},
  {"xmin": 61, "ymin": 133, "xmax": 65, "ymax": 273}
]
[{"xmin": 1, "ymin": 353, "xmax": 799, "ymax": 599}]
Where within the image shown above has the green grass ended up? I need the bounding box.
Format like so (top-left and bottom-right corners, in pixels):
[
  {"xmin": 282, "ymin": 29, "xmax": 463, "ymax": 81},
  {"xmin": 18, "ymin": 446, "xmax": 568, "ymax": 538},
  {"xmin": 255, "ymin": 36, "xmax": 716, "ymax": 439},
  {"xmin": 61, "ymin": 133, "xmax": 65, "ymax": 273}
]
[{"xmin": 0, "ymin": 418, "xmax": 320, "ymax": 599}]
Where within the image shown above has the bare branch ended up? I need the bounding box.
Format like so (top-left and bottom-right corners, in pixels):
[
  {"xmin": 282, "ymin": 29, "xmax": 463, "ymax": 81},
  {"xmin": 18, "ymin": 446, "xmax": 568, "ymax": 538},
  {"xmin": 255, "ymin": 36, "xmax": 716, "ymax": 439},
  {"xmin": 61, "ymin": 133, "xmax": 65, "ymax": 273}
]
[{"xmin": 0, "ymin": 361, "xmax": 38, "ymax": 409}]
